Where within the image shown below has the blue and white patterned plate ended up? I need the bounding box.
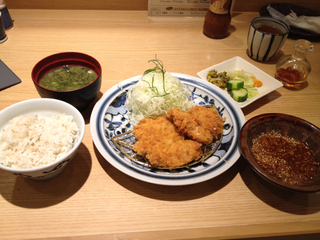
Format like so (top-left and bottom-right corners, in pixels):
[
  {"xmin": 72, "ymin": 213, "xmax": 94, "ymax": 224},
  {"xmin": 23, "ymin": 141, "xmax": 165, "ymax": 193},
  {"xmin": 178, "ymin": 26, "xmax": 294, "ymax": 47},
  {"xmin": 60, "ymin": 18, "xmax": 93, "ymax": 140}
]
[{"xmin": 90, "ymin": 73, "xmax": 246, "ymax": 186}]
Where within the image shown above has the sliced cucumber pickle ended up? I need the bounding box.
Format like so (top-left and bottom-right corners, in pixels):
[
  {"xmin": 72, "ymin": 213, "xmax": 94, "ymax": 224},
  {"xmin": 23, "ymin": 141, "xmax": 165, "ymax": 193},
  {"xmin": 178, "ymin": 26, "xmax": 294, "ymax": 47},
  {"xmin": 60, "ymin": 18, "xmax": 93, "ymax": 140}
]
[
  {"xmin": 231, "ymin": 88, "xmax": 248, "ymax": 102},
  {"xmin": 227, "ymin": 79, "xmax": 244, "ymax": 90}
]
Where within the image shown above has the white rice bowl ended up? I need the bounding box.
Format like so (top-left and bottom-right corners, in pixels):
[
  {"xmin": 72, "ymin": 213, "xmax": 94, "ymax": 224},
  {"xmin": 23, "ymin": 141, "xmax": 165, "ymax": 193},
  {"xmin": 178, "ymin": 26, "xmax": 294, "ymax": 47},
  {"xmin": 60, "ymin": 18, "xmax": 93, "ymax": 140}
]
[{"xmin": 0, "ymin": 98, "xmax": 85, "ymax": 180}]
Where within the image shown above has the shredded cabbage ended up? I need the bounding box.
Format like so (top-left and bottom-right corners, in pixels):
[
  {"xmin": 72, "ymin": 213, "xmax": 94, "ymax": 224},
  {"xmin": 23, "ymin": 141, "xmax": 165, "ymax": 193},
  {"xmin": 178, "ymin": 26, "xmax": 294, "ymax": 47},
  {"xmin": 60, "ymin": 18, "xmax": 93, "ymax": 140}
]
[
  {"xmin": 247, "ymin": 87, "xmax": 259, "ymax": 98},
  {"xmin": 125, "ymin": 72, "xmax": 195, "ymax": 126},
  {"xmin": 227, "ymin": 69, "xmax": 255, "ymax": 79}
]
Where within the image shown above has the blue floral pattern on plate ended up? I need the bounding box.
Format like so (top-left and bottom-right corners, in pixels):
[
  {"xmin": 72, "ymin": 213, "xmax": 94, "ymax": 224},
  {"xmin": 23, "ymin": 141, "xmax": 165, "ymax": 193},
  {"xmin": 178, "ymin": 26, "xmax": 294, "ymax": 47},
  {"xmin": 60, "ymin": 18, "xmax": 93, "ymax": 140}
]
[{"xmin": 90, "ymin": 73, "xmax": 246, "ymax": 186}]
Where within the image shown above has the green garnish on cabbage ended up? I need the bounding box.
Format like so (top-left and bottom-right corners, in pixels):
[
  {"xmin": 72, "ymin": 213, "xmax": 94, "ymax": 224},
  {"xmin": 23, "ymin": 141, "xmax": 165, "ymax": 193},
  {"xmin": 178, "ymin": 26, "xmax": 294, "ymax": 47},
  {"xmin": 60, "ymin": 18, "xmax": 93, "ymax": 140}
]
[{"xmin": 125, "ymin": 59, "xmax": 195, "ymax": 126}]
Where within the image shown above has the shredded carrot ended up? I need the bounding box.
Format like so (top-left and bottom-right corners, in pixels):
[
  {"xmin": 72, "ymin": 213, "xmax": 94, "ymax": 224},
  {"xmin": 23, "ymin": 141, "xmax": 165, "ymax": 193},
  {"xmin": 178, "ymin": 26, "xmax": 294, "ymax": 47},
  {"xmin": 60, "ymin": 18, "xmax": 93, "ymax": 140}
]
[{"xmin": 253, "ymin": 77, "xmax": 263, "ymax": 87}]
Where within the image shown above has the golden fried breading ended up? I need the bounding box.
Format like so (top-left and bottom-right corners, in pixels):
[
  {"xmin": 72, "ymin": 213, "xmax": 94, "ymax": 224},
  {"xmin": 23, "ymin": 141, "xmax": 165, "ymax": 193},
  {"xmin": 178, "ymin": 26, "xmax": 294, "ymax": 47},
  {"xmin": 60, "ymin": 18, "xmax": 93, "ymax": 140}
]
[
  {"xmin": 188, "ymin": 106, "xmax": 224, "ymax": 140},
  {"xmin": 167, "ymin": 106, "xmax": 223, "ymax": 145},
  {"xmin": 166, "ymin": 108, "xmax": 212, "ymax": 145},
  {"xmin": 133, "ymin": 115, "xmax": 202, "ymax": 169}
]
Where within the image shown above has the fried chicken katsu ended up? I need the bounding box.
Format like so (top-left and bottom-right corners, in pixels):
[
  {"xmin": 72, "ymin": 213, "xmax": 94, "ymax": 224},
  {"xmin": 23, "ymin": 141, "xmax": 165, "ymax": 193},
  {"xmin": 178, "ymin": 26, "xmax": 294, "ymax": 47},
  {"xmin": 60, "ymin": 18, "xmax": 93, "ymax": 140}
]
[
  {"xmin": 132, "ymin": 106, "xmax": 223, "ymax": 169},
  {"xmin": 167, "ymin": 106, "xmax": 224, "ymax": 145},
  {"xmin": 133, "ymin": 115, "xmax": 202, "ymax": 169}
]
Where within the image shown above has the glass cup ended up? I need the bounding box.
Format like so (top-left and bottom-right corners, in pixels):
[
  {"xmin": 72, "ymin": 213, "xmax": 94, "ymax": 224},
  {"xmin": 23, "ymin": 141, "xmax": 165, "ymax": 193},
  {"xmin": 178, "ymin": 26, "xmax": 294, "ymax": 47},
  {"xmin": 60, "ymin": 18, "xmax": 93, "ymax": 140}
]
[{"xmin": 247, "ymin": 17, "xmax": 289, "ymax": 62}]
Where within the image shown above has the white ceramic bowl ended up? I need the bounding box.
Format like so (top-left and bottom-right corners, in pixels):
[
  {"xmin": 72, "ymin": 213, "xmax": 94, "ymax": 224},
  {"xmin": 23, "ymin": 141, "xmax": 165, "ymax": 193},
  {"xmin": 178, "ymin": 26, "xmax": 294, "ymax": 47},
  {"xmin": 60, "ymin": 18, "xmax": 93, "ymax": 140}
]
[{"xmin": 0, "ymin": 98, "xmax": 85, "ymax": 180}]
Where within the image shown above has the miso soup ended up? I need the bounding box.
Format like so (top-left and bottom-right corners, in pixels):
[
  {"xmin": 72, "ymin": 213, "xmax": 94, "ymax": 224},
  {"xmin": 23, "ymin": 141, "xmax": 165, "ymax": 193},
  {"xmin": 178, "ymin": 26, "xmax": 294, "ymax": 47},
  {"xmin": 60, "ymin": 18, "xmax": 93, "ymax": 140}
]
[{"xmin": 39, "ymin": 65, "xmax": 98, "ymax": 91}]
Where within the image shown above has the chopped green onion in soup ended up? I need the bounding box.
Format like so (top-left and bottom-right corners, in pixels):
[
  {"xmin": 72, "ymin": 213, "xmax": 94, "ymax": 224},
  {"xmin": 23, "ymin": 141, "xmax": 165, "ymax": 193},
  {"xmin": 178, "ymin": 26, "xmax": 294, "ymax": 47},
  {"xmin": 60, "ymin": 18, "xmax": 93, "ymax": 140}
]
[{"xmin": 39, "ymin": 65, "xmax": 98, "ymax": 91}]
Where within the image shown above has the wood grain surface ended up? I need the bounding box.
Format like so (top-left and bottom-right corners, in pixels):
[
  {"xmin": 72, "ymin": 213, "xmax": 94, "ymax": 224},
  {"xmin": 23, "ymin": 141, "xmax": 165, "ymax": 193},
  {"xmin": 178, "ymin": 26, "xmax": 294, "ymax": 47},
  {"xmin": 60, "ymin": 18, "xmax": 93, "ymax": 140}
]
[{"xmin": 1, "ymin": 9, "xmax": 320, "ymax": 240}]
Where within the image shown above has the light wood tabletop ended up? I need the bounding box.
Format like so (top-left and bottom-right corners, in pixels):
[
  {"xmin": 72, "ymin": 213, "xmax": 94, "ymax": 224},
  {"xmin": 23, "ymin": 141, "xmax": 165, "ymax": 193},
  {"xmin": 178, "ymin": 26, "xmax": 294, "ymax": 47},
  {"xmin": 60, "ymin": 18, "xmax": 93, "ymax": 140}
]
[{"xmin": 1, "ymin": 9, "xmax": 320, "ymax": 240}]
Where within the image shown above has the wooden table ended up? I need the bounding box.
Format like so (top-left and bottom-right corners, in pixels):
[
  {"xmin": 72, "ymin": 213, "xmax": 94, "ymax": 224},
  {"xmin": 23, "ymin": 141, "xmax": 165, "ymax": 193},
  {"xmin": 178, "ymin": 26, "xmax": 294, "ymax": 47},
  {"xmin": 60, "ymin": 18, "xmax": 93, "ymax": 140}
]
[{"xmin": 1, "ymin": 9, "xmax": 320, "ymax": 240}]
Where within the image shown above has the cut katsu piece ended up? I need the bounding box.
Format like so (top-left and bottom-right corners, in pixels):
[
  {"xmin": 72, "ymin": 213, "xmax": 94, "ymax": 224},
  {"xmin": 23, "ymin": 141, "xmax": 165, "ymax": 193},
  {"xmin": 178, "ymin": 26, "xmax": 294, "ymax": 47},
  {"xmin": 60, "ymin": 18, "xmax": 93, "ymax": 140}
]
[
  {"xmin": 133, "ymin": 115, "xmax": 202, "ymax": 169},
  {"xmin": 167, "ymin": 106, "xmax": 224, "ymax": 145}
]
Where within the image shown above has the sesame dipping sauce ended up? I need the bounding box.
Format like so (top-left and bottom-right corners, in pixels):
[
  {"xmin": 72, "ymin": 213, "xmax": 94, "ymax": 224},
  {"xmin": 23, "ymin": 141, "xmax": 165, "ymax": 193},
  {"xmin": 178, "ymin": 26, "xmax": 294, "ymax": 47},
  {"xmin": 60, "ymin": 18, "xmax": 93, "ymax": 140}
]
[{"xmin": 251, "ymin": 130, "xmax": 319, "ymax": 185}]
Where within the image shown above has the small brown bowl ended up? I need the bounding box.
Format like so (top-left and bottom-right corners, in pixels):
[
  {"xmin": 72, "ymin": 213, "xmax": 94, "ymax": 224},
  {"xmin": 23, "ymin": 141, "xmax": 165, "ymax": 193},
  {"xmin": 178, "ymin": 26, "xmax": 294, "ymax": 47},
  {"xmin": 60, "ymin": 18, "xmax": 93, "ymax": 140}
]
[
  {"xmin": 239, "ymin": 113, "xmax": 320, "ymax": 193},
  {"xmin": 31, "ymin": 52, "xmax": 102, "ymax": 112}
]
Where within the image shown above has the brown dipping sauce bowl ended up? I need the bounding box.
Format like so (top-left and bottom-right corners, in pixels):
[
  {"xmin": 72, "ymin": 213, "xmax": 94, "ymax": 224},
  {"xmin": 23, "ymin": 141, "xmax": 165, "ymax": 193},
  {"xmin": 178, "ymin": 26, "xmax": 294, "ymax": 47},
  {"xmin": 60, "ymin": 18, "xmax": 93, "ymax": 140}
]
[{"xmin": 239, "ymin": 113, "xmax": 320, "ymax": 193}]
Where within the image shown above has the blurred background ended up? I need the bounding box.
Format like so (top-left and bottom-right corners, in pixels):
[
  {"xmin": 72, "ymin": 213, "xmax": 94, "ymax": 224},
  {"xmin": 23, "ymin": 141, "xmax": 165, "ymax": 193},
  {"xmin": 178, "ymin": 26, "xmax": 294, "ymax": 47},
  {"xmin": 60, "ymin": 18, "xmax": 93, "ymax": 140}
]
[{"xmin": 6, "ymin": 0, "xmax": 320, "ymax": 12}]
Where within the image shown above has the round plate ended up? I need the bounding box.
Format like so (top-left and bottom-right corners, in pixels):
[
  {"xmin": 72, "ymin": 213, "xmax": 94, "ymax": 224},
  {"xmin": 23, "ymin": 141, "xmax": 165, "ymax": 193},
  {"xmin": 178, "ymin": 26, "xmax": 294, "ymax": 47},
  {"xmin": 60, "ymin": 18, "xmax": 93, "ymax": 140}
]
[{"xmin": 90, "ymin": 73, "xmax": 246, "ymax": 186}]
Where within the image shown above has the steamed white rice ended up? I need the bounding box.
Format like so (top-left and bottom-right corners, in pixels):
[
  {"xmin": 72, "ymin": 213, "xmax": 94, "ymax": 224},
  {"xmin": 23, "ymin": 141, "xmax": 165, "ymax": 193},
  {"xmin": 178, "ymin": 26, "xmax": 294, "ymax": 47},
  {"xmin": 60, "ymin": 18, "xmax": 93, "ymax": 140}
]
[{"xmin": 0, "ymin": 114, "xmax": 79, "ymax": 169}]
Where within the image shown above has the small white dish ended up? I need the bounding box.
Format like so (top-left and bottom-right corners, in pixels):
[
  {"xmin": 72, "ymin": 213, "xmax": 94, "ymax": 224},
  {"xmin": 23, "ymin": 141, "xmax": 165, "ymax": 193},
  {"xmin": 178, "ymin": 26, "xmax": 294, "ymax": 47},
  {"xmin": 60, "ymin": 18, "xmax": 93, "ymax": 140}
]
[{"xmin": 197, "ymin": 56, "xmax": 283, "ymax": 108}]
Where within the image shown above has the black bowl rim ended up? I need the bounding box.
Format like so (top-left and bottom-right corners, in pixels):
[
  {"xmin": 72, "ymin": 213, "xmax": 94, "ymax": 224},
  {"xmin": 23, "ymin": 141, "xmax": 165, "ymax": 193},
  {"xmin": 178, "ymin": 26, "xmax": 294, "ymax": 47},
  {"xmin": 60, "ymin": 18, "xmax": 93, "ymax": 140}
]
[
  {"xmin": 31, "ymin": 52, "xmax": 102, "ymax": 93},
  {"xmin": 239, "ymin": 113, "xmax": 320, "ymax": 193}
]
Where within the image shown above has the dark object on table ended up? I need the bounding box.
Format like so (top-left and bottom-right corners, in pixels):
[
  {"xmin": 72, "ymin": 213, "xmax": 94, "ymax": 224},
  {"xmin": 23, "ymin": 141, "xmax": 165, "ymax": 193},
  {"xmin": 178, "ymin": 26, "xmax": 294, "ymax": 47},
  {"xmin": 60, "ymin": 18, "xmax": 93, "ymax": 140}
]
[
  {"xmin": 260, "ymin": 3, "xmax": 320, "ymax": 41},
  {"xmin": 31, "ymin": 52, "xmax": 102, "ymax": 112},
  {"xmin": 0, "ymin": 60, "xmax": 21, "ymax": 90},
  {"xmin": 0, "ymin": 13, "xmax": 7, "ymax": 43},
  {"xmin": 239, "ymin": 113, "xmax": 320, "ymax": 193},
  {"xmin": 203, "ymin": 0, "xmax": 232, "ymax": 39},
  {"xmin": 0, "ymin": 0, "xmax": 13, "ymax": 29}
]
